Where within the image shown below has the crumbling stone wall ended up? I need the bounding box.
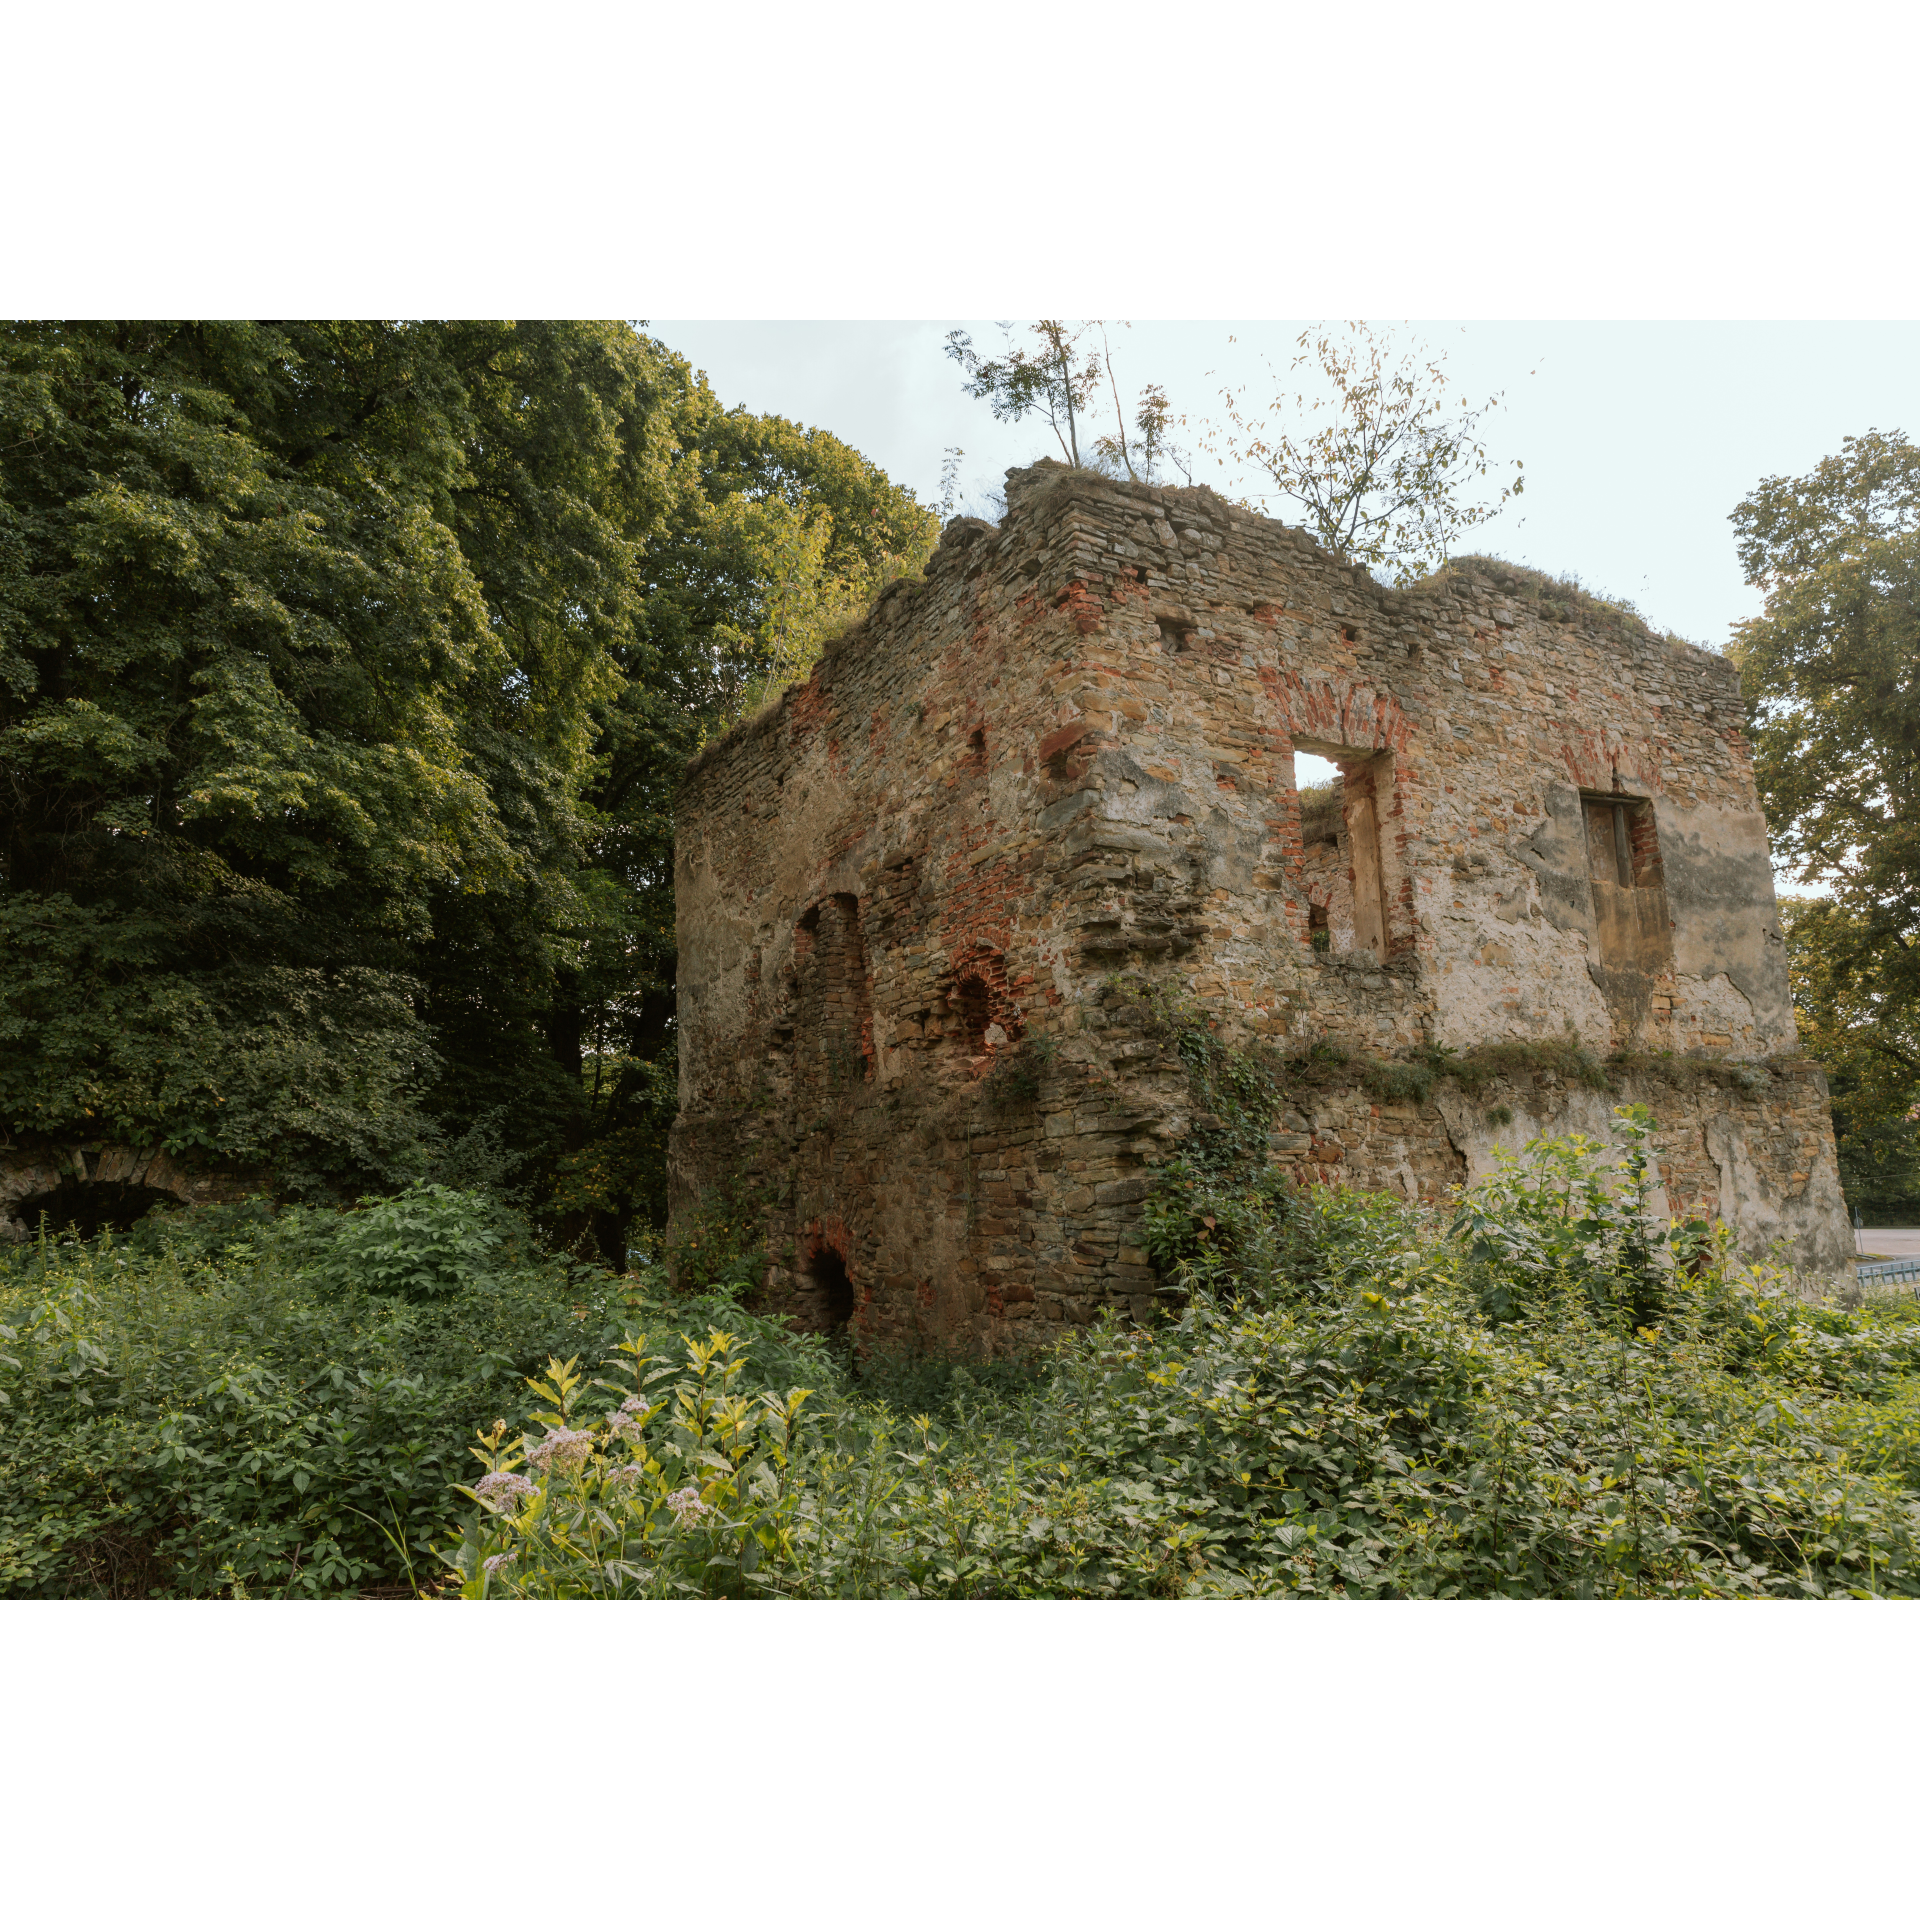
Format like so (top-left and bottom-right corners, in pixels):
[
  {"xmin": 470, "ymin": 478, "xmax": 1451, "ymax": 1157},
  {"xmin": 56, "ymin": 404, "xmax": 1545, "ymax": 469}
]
[
  {"xmin": 670, "ymin": 462, "xmax": 1852, "ymax": 1355},
  {"xmin": 1, "ymin": 1143, "xmax": 256, "ymax": 1242}
]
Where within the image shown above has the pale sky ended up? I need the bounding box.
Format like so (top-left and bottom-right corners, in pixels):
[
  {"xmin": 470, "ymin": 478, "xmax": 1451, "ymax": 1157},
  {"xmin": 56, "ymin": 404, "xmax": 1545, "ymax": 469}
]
[{"xmin": 655, "ymin": 320, "xmax": 1920, "ymax": 658}]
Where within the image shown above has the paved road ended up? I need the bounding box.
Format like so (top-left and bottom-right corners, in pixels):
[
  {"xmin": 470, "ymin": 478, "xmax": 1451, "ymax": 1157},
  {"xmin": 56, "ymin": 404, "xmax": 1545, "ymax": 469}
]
[{"xmin": 1858, "ymin": 1230, "xmax": 1920, "ymax": 1260}]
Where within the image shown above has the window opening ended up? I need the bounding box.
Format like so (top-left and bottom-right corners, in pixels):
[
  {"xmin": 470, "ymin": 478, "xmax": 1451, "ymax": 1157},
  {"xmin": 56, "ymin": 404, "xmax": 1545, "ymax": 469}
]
[
  {"xmin": 950, "ymin": 976, "xmax": 994, "ymax": 1049},
  {"xmin": 808, "ymin": 1245, "xmax": 855, "ymax": 1336},
  {"xmin": 1293, "ymin": 747, "xmax": 1389, "ymax": 958}
]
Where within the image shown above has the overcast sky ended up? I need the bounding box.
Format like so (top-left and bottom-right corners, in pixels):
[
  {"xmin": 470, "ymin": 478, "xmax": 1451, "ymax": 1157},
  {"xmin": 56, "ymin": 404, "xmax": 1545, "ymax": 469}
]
[{"xmin": 656, "ymin": 319, "xmax": 1920, "ymax": 659}]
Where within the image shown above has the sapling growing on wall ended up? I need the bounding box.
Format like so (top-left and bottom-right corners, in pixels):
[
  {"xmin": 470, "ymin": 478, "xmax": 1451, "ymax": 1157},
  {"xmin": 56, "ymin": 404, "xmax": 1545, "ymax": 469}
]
[{"xmin": 1200, "ymin": 321, "xmax": 1524, "ymax": 581}]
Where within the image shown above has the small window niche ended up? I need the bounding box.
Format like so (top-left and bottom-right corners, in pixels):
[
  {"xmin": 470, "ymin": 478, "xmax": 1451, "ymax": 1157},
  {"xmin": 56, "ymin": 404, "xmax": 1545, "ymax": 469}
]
[{"xmin": 1581, "ymin": 792, "xmax": 1672, "ymax": 973}]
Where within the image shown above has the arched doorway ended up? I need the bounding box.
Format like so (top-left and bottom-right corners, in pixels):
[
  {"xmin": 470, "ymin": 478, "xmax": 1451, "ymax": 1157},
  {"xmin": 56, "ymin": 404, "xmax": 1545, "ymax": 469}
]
[
  {"xmin": 807, "ymin": 1244, "xmax": 855, "ymax": 1337},
  {"xmin": 18, "ymin": 1179, "xmax": 178, "ymax": 1239}
]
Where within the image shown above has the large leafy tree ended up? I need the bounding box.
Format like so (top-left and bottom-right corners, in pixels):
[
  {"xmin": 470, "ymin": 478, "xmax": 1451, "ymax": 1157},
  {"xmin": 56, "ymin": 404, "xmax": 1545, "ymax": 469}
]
[
  {"xmin": 0, "ymin": 321, "xmax": 936, "ymax": 1250},
  {"xmin": 1732, "ymin": 430, "xmax": 1920, "ymax": 1219},
  {"xmin": 0, "ymin": 320, "xmax": 582, "ymax": 1188}
]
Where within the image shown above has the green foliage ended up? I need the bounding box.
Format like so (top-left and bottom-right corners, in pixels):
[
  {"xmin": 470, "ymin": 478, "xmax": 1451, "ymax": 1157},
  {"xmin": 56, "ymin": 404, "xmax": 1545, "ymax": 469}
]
[
  {"xmin": 665, "ymin": 1180, "xmax": 775, "ymax": 1300},
  {"xmin": 1449, "ymin": 1105, "xmax": 1671, "ymax": 1329},
  {"xmin": 309, "ymin": 1184, "xmax": 506, "ymax": 1303},
  {"xmin": 455, "ymin": 1169, "xmax": 1920, "ymax": 1596},
  {"xmin": 0, "ymin": 321, "xmax": 936, "ymax": 1252},
  {"xmin": 0, "ymin": 320, "xmax": 668, "ymax": 1192},
  {"xmin": 1732, "ymin": 429, "xmax": 1920, "ymax": 912},
  {"xmin": 945, "ymin": 321, "xmax": 1189, "ymax": 487},
  {"xmin": 0, "ymin": 1193, "xmax": 625, "ymax": 1596},
  {"xmin": 1734, "ymin": 432, "xmax": 1920, "ymax": 1220},
  {"xmin": 1783, "ymin": 896, "xmax": 1920, "ymax": 1222},
  {"xmin": 459, "ymin": 1105, "xmax": 1920, "ymax": 1599},
  {"xmin": 946, "ymin": 321, "xmax": 1107, "ymax": 470},
  {"xmin": 23, "ymin": 1138, "xmax": 1920, "ymax": 1600},
  {"xmin": 442, "ymin": 1337, "xmax": 820, "ymax": 1599}
]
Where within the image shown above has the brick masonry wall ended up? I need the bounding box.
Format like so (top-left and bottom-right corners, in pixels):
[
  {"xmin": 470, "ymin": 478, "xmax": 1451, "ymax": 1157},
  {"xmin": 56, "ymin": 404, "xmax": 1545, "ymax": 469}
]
[{"xmin": 671, "ymin": 463, "xmax": 1853, "ymax": 1355}]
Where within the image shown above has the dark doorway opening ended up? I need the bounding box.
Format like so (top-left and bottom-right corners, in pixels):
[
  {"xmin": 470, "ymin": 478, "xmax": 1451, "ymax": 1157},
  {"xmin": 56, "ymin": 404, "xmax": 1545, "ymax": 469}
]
[
  {"xmin": 809, "ymin": 1246, "xmax": 855, "ymax": 1337},
  {"xmin": 951, "ymin": 976, "xmax": 993, "ymax": 1048},
  {"xmin": 20, "ymin": 1181, "xmax": 176, "ymax": 1239}
]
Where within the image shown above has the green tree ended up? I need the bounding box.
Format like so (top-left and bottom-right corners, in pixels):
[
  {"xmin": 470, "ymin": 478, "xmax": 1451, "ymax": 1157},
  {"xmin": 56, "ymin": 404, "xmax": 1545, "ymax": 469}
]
[
  {"xmin": 1201, "ymin": 321, "xmax": 1523, "ymax": 581},
  {"xmin": 429, "ymin": 376, "xmax": 937, "ymax": 1256},
  {"xmin": 1733, "ymin": 431, "xmax": 1920, "ymax": 1219},
  {"xmin": 1782, "ymin": 900, "xmax": 1920, "ymax": 1222},
  {"xmin": 946, "ymin": 321, "xmax": 1105, "ymax": 469},
  {"xmin": 0, "ymin": 323, "xmax": 934, "ymax": 1254},
  {"xmin": 0, "ymin": 321, "xmax": 579, "ymax": 1189}
]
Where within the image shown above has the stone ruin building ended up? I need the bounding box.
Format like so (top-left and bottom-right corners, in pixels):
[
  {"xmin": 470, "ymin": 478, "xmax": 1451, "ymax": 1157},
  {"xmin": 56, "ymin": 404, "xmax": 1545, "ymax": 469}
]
[{"xmin": 669, "ymin": 460, "xmax": 1854, "ymax": 1353}]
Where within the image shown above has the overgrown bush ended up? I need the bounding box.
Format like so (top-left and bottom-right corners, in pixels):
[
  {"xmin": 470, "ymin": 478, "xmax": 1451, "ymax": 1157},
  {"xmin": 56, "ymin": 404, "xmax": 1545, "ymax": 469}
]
[
  {"xmin": 451, "ymin": 1109, "xmax": 1920, "ymax": 1599},
  {"xmin": 17, "ymin": 1115, "xmax": 1920, "ymax": 1600},
  {"xmin": 0, "ymin": 1191, "xmax": 624, "ymax": 1595}
]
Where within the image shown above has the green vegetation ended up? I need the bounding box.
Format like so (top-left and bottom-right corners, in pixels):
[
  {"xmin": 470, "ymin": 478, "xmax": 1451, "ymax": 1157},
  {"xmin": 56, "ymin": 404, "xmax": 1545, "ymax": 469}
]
[
  {"xmin": 1733, "ymin": 432, "xmax": 1920, "ymax": 1222},
  {"xmin": 1201, "ymin": 322, "xmax": 1523, "ymax": 581},
  {"xmin": 13, "ymin": 1113, "xmax": 1911, "ymax": 1600},
  {"xmin": 0, "ymin": 322, "xmax": 936, "ymax": 1253},
  {"xmin": 439, "ymin": 1113, "xmax": 1920, "ymax": 1598},
  {"xmin": 0, "ymin": 1184, "xmax": 834, "ymax": 1596}
]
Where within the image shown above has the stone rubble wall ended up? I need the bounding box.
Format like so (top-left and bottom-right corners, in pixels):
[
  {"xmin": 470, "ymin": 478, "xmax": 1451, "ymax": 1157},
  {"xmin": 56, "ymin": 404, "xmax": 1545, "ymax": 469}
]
[
  {"xmin": 671, "ymin": 462, "xmax": 1852, "ymax": 1356},
  {"xmin": 1, "ymin": 1143, "xmax": 258, "ymax": 1242}
]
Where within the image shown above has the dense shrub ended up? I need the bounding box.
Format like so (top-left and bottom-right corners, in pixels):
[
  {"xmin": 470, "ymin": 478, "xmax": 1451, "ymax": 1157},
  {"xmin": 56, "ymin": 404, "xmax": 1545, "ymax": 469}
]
[
  {"xmin": 451, "ymin": 1111, "xmax": 1920, "ymax": 1599},
  {"xmin": 14, "ymin": 1113, "xmax": 1920, "ymax": 1600},
  {"xmin": 0, "ymin": 1190, "xmax": 629, "ymax": 1595}
]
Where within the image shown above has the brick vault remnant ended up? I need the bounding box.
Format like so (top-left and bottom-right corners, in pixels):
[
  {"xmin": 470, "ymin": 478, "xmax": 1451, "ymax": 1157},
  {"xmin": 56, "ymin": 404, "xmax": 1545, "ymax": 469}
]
[{"xmin": 670, "ymin": 461, "xmax": 1853, "ymax": 1354}]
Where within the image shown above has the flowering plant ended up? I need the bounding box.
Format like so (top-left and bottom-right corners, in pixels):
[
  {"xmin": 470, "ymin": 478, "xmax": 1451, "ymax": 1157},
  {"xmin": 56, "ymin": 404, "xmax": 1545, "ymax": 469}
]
[{"xmin": 443, "ymin": 1328, "xmax": 815, "ymax": 1598}]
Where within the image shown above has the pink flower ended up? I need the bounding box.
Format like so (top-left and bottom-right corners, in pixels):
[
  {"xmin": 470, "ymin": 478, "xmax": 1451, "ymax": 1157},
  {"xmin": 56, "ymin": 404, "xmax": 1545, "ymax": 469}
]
[
  {"xmin": 666, "ymin": 1486, "xmax": 712, "ymax": 1520},
  {"xmin": 474, "ymin": 1471, "xmax": 537, "ymax": 1510},
  {"xmin": 527, "ymin": 1427, "xmax": 595, "ymax": 1472}
]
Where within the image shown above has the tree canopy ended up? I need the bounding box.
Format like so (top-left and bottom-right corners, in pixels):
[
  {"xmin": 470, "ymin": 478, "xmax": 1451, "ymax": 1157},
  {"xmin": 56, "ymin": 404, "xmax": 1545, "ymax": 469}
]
[
  {"xmin": 1202, "ymin": 323, "xmax": 1523, "ymax": 582},
  {"xmin": 0, "ymin": 321, "xmax": 935, "ymax": 1251},
  {"xmin": 1733, "ymin": 429, "xmax": 1920, "ymax": 1220}
]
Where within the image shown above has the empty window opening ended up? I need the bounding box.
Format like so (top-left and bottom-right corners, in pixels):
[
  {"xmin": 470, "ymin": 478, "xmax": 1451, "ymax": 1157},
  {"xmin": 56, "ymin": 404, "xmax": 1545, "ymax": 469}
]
[
  {"xmin": 1581, "ymin": 793, "xmax": 1671, "ymax": 973},
  {"xmin": 19, "ymin": 1181, "xmax": 176, "ymax": 1240},
  {"xmin": 1156, "ymin": 615, "xmax": 1195, "ymax": 654},
  {"xmin": 1293, "ymin": 748, "xmax": 1390, "ymax": 958},
  {"xmin": 808, "ymin": 1246, "xmax": 855, "ymax": 1336},
  {"xmin": 1296, "ymin": 750, "xmax": 1342, "ymax": 848}
]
